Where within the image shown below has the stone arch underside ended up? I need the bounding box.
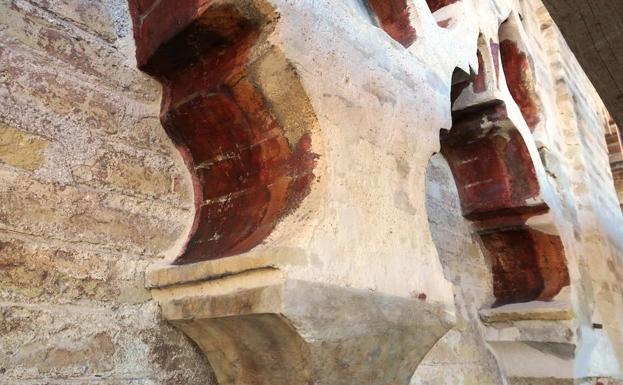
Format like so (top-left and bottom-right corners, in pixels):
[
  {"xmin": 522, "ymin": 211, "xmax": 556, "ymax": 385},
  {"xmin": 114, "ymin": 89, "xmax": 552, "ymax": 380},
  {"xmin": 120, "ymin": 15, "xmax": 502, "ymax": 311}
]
[
  {"xmin": 441, "ymin": 103, "xmax": 569, "ymax": 306},
  {"xmin": 413, "ymin": 153, "xmax": 507, "ymax": 385},
  {"xmin": 416, "ymin": 28, "xmax": 574, "ymax": 380},
  {"xmin": 129, "ymin": 0, "xmax": 318, "ymax": 265}
]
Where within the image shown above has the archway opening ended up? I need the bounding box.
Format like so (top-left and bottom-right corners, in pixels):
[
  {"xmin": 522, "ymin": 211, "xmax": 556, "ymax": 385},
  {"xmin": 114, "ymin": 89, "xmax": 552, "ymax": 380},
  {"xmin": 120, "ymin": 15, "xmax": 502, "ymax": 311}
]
[{"xmin": 413, "ymin": 153, "xmax": 505, "ymax": 385}]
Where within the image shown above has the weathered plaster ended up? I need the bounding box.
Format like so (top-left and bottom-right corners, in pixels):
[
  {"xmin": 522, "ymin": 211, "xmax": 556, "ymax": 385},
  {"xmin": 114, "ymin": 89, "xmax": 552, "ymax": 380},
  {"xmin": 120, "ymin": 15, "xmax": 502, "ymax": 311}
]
[{"xmin": 2, "ymin": 0, "xmax": 623, "ymax": 384}]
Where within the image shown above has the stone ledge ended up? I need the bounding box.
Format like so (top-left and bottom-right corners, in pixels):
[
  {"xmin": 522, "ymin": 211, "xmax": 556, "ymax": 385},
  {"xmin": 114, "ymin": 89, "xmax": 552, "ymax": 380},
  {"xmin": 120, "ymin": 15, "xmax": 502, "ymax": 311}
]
[
  {"xmin": 145, "ymin": 247, "xmax": 307, "ymax": 289},
  {"xmin": 479, "ymin": 300, "xmax": 573, "ymax": 324},
  {"xmin": 479, "ymin": 301, "xmax": 577, "ymax": 381},
  {"xmin": 148, "ymin": 265, "xmax": 455, "ymax": 385}
]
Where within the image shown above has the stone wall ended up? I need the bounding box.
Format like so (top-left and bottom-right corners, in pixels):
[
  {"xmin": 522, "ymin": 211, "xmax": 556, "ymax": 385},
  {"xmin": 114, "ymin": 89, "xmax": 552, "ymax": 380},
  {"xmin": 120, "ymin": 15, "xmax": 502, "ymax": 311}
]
[
  {"xmin": 412, "ymin": 1, "xmax": 623, "ymax": 384},
  {"xmin": 2, "ymin": 0, "xmax": 623, "ymax": 384},
  {"xmin": 536, "ymin": 0, "xmax": 623, "ymax": 374},
  {"xmin": 0, "ymin": 1, "xmax": 215, "ymax": 384}
]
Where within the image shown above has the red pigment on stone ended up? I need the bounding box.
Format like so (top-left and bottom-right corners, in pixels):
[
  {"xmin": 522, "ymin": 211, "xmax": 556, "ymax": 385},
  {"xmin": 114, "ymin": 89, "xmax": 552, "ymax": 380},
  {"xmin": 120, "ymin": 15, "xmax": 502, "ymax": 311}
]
[
  {"xmin": 482, "ymin": 228, "xmax": 569, "ymax": 306},
  {"xmin": 436, "ymin": 18, "xmax": 453, "ymax": 28},
  {"xmin": 443, "ymin": 89, "xmax": 569, "ymax": 306},
  {"xmin": 127, "ymin": 2, "xmax": 316, "ymax": 264},
  {"xmin": 450, "ymin": 68, "xmax": 472, "ymax": 104},
  {"xmin": 441, "ymin": 104, "xmax": 540, "ymax": 219},
  {"xmin": 500, "ymin": 39, "xmax": 540, "ymax": 130},
  {"xmin": 426, "ymin": 0, "xmax": 460, "ymax": 13},
  {"xmin": 450, "ymin": 79, "xmax": 470, "ymax": 104},
  {"xmin": 367, "ymin": 0, "xmax": 417, "ymax": 47}
]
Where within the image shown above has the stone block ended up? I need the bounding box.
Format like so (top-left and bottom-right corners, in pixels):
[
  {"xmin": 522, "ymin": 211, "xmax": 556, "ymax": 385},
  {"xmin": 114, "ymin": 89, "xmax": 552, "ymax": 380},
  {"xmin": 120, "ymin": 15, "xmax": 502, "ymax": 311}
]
[
  {"xmin": 0, "ymin": 235, "xmax": 154, "ymax": 304},
  {"xmin": 0, "ymin": 168, "xmax": 185, "ymax": 255},
  {"xmin": 0, "ymin": 41, "xmax": 165, "ymax": 151},
  {"xmin": 0, "ymin": 122, "xmax": 49, "ymax": 171},
  {"xmin": 29, "ymin": 0, "xmax": 118, "ymax": 42},
  {"xmin": 150, "ymin": 267, "xmax": 455, "ymax": 385}
]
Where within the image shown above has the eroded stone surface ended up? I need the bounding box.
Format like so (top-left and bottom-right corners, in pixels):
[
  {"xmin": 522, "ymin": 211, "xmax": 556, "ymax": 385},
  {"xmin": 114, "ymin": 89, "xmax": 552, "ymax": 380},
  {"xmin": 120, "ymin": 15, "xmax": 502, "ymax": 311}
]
[
  {"xmin": 151, "ymin": 271, "xmax": 454, "ymax": 385},
  {"xmin": 0, "ymin": 122, "xmax": 49, "ymax": 171},
  {"xmin": 3, "ymin": 0, "xmax": 623, "ymax": 385}
]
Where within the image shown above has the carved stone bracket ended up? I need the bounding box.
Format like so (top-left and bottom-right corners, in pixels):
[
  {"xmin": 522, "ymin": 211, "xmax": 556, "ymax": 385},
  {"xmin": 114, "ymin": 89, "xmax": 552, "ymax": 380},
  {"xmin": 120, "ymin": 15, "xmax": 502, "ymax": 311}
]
[
  {"xmin": 128, "ymin": 0, "xmax": 318, "ymax": 265},
  {"xmin": 148, "ymin": 266, "xmax": 453, "ymax": 385}
]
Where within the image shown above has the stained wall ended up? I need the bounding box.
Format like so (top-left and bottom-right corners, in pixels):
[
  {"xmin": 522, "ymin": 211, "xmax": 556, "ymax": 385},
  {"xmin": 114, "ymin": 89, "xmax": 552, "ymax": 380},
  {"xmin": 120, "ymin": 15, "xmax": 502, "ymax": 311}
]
[
  {"xmin": 413, "ymin": 0, "xmax": 623, "ymax": 383},
  {"xmin": 0, "ymin": 0, "xmax": 213, "ymax": 384},
  {"xmin": 1, "ymin": 0, "xmax": 623, "ymax": 384}
]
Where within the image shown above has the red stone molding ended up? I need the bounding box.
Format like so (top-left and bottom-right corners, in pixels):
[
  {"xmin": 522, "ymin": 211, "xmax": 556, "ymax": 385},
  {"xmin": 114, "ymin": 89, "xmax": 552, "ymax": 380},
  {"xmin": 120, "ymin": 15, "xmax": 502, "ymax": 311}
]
[{"xmin": 128, "ymin": 0, "xmax": 318, "ymax": 264}]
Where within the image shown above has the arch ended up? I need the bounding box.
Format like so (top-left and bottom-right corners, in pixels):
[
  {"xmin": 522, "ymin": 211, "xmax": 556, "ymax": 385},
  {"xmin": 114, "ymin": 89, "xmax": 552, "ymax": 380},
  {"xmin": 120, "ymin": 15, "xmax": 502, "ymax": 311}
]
[
  {"xmin": 413, "ymin": 150, "xmax": 506, "ymax": 385},
  {"xmin": 172, "ymin": 314, "xmax": 312, "ymax": 385},
  {"xmin": 128, "ymin": 1, "xmax": 319, "ymax": 264}
]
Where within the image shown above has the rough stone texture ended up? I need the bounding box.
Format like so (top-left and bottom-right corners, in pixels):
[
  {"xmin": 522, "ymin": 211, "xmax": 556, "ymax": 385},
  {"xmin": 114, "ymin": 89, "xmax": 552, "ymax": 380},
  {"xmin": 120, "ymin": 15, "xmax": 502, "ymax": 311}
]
[
  {"xmin": 0, "ymin": 0, "xmax": 212, "ymax": 384},
  {"xmin": 532, "ymin": 0, "xmax": 623, "ymax": 377},
  {"xmin": 2, "ymin": 0, "xmax": 623, "ymax": 385}
]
